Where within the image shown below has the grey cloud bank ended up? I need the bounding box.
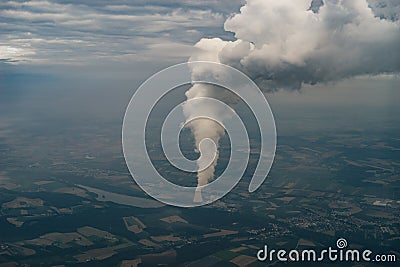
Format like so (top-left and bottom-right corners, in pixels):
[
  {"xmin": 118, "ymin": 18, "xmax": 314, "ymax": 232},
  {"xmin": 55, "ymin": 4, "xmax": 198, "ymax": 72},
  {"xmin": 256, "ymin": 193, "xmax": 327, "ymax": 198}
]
[
  {"xmin": 1, "ymin": 0, "xmax": 399, "ymax": 72},
  {"xmin": 0, "ymin": 0, "xmax": 242, "ymax": 64}
]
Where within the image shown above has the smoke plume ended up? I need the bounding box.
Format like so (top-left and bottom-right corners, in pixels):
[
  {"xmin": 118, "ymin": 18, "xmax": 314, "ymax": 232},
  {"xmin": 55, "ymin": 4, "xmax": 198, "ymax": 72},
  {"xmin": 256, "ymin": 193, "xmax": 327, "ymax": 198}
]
[{"xmin": 183, "ymin": 0, "xmax": 400, "ymax": 201}]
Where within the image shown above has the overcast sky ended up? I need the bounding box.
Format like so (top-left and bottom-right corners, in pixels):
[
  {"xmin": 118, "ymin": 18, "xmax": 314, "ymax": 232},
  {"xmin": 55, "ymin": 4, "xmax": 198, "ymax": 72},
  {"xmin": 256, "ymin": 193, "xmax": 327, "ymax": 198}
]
[
  {"xmin": 0, "ymin": 0, "xmax": 398, "ymax": 65},
  {"xmin": 0, "ymin": 0, "xmax": 245, "ymax": 66},
  {"xmin": 0, "ymin": 0, "xmax": 399, "ymax": 130}
]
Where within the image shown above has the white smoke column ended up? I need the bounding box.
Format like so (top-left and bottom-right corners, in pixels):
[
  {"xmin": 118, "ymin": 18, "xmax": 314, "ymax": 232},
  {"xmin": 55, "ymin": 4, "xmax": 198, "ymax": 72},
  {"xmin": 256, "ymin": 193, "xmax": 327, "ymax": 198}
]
[
  {"xmin": 183, "ymin": 40, "xmax": 230, "ymax": 202},
  {"xmin": 184, "ymin": 0, "xmax": 400, "ymax": 201}
]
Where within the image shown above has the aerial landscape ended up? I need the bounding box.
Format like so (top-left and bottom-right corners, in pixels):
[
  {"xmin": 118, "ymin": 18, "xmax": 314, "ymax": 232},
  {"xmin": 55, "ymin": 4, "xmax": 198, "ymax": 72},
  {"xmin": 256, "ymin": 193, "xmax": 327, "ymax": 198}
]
[
  {"xmin": 0, "ymin": 0, "xmax": 399, "ymax": 266},
  {"xmin": 1, "ymin": 97, "xmax": 399, "ymax": 266}
]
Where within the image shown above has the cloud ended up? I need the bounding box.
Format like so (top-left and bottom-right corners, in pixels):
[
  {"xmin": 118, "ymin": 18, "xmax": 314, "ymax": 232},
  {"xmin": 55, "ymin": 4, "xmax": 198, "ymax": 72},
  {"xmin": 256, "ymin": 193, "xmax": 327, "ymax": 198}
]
[
  {"xmin": 190, "ymin": 0, "xmax": 400, "ymax": 92},
  {"xmin": 181, "ymin": 0, "xmax": 399, "ymax": 193},
  {"xmin": 0, "ymin": 0, "xmax": 241, "ymax": 64},
  {"xmin": 367, "ymin": 0, "xmax": 400, "ymax": 20},
  {"xmin": 1, "ymin": 0, "xmax": 397, "ymax": 69},
  {"xmin": 0, "ymin": 45, "xmax": 36, "ymax": 63}
]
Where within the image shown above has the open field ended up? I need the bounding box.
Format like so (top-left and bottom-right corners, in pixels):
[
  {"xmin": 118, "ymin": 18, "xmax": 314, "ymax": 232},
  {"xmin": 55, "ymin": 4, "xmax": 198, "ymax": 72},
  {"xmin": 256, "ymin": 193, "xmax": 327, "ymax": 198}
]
[
  {"xmin": 123, "ymin": 216, "xmax": 146, "ymax": 234},
  {"xmin": 160, "ymin": 215, "xmax": 188, "ymax": 224},
  {"xmin": 2, "ymin": 198, "xmax": 44, "ymax": 209},
  {"xmin": 150, "ymin": 235, "xmax": 180, "ymax": 242},
  {"xmin": 203, "ymin": 229, "xmax": 238, "ymax": 238},
  {"xmin": 230, "ymin": 255, "xmax": 257, "ymax": 267}
]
